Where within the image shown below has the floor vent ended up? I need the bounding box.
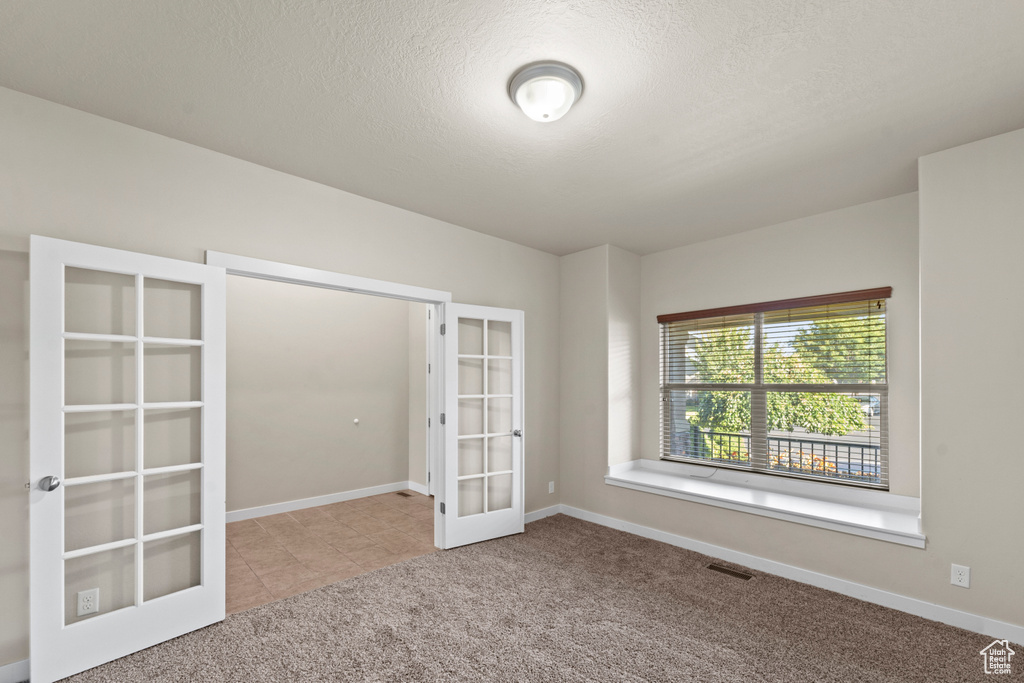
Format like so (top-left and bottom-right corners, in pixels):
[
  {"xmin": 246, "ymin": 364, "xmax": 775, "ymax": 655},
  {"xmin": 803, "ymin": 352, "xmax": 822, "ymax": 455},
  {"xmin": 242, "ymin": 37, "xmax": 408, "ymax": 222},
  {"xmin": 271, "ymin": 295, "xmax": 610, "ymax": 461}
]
[
  {"xmin": 707, "ymin": 564, "xmax": 754, "ymax": 581},
  {"xmin": 395, "ymin": 492, "xmax": 413, "ymax": 498}
]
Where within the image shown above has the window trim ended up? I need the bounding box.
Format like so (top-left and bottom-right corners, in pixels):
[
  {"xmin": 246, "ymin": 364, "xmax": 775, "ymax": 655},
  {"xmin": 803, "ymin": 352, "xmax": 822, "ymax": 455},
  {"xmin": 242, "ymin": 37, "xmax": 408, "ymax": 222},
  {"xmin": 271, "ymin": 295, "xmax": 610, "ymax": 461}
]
[{"xmin": 659, "ymin": 288, "xmax": 891, "ymax": 489}]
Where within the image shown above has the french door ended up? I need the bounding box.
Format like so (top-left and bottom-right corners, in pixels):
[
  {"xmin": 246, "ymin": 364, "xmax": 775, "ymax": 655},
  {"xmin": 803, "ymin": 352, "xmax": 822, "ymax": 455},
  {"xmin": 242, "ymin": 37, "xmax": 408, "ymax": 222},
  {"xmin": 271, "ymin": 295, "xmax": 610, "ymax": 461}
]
[
  {"xmin": 30, "ymin": 236, "xmax": 226, "ymax": 683},
  {"xmin": 442, "ymin": 304, "xmax": 524, "ymax": 548}
]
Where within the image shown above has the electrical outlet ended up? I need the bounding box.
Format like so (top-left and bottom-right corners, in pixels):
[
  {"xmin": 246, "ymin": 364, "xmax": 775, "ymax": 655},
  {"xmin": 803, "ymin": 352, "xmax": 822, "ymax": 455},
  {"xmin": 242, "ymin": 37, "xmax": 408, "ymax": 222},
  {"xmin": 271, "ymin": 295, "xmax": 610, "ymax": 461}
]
[
  {"xmin": 77, "ymin": 588, "xmax": 99, "ymax": 616},
  {"xmin": 548, "ymin": 481, "xmax": 555, "ymax": 494},
  {"xmin": 951, "ymin": 564, "xmax": 970, "ymax": 588}
]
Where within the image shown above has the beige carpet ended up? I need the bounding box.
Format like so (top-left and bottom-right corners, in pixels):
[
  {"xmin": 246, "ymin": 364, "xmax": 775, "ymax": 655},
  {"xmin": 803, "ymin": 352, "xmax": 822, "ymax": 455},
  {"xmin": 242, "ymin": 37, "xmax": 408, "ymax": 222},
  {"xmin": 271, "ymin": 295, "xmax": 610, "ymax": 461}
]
[{"xmin": 65, "ymin": 515, "xmax": 1019, "ymax": 682}]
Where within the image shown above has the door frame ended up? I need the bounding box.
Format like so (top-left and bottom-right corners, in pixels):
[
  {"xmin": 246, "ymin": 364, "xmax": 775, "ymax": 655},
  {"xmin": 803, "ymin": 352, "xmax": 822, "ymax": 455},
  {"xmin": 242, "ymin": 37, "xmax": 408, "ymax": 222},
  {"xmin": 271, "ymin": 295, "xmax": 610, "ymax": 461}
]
[{"xmin": 204, "ymin": 251, "xmax": 451, "ymax": 546}]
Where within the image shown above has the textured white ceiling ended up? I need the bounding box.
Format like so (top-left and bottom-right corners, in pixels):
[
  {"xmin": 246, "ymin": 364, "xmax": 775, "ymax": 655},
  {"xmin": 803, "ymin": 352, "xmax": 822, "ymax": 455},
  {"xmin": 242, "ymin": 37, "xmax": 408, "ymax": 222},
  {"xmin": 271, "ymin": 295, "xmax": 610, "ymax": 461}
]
[{"xmin": 2, "ymin": 1, "xmax": 1023, "ymax": 255}]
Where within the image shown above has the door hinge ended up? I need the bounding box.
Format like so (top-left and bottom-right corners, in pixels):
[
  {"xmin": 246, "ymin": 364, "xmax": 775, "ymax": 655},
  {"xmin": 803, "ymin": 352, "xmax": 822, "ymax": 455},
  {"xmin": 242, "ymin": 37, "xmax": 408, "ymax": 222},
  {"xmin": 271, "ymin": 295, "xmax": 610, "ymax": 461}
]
[
  {"xmin": 440, "ymin": 502, "xmax": 446, "ymax": 515},
  {"xmin": 428, "ymin": 472, "xmax": 431, "ymax": 483},
  {"xmin": 439, "ymin": 413, "xmax": 446, "ymax": 425},
  {"xmin": 440, "ymin": 323, "xmax": 446, "ymax": 336},
  {"xmin": 428, "ymin": 363, "xmax": 431, "ymax": 374},
  {"xmin": 428, "ymin": 417, "xmax": 431, "ymax": 428}
]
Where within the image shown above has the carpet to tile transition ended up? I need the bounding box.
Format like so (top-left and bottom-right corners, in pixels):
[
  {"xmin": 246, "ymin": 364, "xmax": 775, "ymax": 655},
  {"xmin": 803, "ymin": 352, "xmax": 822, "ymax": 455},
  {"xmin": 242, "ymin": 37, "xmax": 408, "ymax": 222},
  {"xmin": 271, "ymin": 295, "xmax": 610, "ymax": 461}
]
[{"xmin": 63, "ymin": 515, "xmax": 1019, "ymax": 682}]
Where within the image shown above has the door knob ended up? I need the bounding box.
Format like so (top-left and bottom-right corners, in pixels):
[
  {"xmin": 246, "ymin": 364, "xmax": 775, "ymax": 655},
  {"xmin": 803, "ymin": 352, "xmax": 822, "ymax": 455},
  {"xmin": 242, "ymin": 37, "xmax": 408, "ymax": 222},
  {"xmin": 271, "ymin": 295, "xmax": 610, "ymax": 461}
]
[
  {"xmin": 513, "ymin": 429, "xmax": 522, "ymax": 437},
  {"xmin": 39, "ymin": 476, "xmax": 61, "ymax": 492}
]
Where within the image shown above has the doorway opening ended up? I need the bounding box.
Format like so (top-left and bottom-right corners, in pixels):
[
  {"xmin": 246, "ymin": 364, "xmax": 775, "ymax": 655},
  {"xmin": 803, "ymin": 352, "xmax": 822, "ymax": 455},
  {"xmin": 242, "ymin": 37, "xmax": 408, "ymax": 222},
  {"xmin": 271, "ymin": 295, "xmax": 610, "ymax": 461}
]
[{"xmin": 205, "ymin": 251, "xmax": 450, "ymax": 613}]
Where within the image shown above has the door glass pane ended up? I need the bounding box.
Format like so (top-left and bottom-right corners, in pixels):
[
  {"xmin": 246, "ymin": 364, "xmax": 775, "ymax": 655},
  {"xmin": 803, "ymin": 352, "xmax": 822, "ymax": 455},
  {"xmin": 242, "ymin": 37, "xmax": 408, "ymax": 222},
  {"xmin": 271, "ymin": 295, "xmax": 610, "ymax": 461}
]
[
  {"xmin": 144, "ymin": 278, "xmax": 201, "ymax": 340},
  {"xmin": 488, "ymin": 320, "xmax": 511, "ymax": 356},
  {"xmin": 64, "ymin": 267, "xmax": 135, "ymax": 336},
  {"xmin": 143, "ymin": 408, "xmax": 201, "ymax": 468},
  {"xmin": 144, "ymin": 345, "xmax": 200, "ymax": 403},
  {"xmin": 458, "ymin": 318, "xmax": 483, "ymax": 355},
  {"xmin": 458, "ymin": 398, "xmax": 483, "ymax": 436},
  {"xmin": 143, "ymin": 470, "xmax": 201, "ymax": 535},
  {"xmin": 144, "ymin": 531, "xmax": 201, "ymax": 601},
  {"xmin": 458, "ymin": 477, "xmax": 484, "ymax": 517},
  {"xmin": 488, "ymin": 435, "xmax": 512, "ymax": 473},
  {"xmin": 64, "ymin": 340, "xmax": 135, "ymax": 405},
  {"xmin": 487, "ymin": 397, "xmax": 512, "ymax": 434},
  {"xmin": 64, "ymin": 546, "xmax": 135, "ymax": 626},
  {"xmin": 458, "ymin": 438, "xmax": 484, "ymax": 476},
  {"xmin": 65, "ymin": 411, "xmax": 135, "ymax": 479},
  {"xmin": 487, "ymin": 359, "xmax": 512, "ymax": 395},
  {"xmin": 458, "ymin": 358, "xmax": 483, "ymax": 395},
  {"xmin": 65, "ymin": 479, "xmax": 135, "ymax": 553},
  {"xmin": 487, "ymin": 473, "xmax": 513, "ymax": 512}
]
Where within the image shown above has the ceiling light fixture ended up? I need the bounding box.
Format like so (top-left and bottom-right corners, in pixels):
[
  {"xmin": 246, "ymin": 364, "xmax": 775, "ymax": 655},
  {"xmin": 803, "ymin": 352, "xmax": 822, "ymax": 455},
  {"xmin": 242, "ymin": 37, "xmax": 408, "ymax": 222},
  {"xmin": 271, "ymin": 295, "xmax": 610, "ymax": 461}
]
[{"xmin": 508, "ymin": 62, "xmax": 583, "ymax": 123}]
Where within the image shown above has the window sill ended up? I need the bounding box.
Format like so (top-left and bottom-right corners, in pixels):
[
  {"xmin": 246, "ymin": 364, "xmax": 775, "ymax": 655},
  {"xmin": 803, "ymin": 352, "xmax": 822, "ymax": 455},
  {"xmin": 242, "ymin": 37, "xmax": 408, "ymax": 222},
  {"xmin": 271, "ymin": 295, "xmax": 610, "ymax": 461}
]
[{"xmin": 604, "ymin": 459, "xmax": 924, "ymax": 548}]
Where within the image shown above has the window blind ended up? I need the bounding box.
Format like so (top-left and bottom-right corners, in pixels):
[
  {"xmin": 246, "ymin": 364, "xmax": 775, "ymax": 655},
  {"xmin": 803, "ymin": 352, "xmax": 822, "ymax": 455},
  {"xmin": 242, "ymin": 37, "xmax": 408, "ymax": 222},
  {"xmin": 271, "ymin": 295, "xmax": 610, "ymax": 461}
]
[
  {"xmin": 761, "ymin": 300, "xmax": 887, "ymax": 385},
  {"xmin": 659, "ymin": 289, "xmax": 890, "ymax": 488}
]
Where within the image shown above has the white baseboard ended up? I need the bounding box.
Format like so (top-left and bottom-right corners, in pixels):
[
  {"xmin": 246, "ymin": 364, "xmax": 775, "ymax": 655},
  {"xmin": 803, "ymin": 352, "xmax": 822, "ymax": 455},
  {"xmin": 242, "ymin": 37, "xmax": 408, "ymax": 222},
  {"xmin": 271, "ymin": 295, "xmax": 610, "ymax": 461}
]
[
  {"xmin": 407, "ymin": 481, "xmax": 429, "ymax": 496},
  {"xmin": 525, "ymin": 505, "xmax": 563, "ymax": 523},
  {"xmin": 226, "ymin": 481, "xmax": 421, "ymax": 522},
  {"xmin": 533, "ymin": 504, "xmax": 1024, "ymax": 645},
  {"xmin": 0, "ymin": 658, "xmax": 28, "ymax": 683}
]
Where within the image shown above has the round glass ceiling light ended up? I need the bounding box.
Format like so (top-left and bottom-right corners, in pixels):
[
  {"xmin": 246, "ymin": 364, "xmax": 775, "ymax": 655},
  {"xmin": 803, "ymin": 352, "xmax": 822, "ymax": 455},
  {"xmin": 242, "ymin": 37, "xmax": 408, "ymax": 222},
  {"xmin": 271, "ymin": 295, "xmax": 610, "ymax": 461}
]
[{"xmin": 509, "ymin": 62, "xmax": 583, "ymax": 123}]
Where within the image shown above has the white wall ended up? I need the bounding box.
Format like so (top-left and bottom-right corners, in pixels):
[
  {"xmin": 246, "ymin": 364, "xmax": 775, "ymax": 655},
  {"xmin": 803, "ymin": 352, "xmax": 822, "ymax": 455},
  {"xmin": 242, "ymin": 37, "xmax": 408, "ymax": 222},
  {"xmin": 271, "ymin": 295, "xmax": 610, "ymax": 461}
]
[
  {"xmin": 918, "ymin": 126, "xmax": 1024, "ymax": 626},
  {"xmin": 608, "ymin": 246, "xmax": 641, "ymax": 467},
  {"xmin": 558, "ymin": 246, "xmax": 609, "ymax": 510},
  {"xmin": 0, "ymin": 86, "xmax": 561, "ymax": 668},
  {"xmin": 0, "ymin": 250, "xmax": 29, "ymax": 672},
  {"xmin": 226, "ymin": 277, "xmax": 413, "ymax": 512}
]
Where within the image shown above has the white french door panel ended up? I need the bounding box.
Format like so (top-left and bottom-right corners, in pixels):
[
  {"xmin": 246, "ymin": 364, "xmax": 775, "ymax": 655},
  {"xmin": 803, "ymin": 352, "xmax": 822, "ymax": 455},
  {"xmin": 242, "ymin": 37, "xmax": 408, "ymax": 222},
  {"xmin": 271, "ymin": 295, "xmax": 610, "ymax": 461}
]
[
  {"xmin": 30, "ymin": 236, "xmax": 226, "ymax": 683},
  {"xmin": 441, "ymin": 303, "xmax": 524, "ymax": 549}
]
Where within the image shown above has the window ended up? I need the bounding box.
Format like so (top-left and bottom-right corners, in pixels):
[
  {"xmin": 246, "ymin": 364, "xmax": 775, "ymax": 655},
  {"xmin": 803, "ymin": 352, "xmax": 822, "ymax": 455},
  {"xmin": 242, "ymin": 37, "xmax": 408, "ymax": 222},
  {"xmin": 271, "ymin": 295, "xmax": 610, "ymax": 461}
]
[{"xmin": 659, "ymin": 288, "xmax": 890, "ymax": 489}]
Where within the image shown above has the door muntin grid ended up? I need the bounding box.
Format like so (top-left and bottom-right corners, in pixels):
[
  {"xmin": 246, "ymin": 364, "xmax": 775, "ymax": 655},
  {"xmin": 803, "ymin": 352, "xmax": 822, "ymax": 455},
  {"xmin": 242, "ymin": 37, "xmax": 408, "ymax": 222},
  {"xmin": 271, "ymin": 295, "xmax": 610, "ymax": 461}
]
[
  {"xmin": 62, "ymin": 268, "xmax": 205, "ymax": 625},
  {"xmin": 456, "ymin": 317, "xmax": 515, "ymax": 517}
]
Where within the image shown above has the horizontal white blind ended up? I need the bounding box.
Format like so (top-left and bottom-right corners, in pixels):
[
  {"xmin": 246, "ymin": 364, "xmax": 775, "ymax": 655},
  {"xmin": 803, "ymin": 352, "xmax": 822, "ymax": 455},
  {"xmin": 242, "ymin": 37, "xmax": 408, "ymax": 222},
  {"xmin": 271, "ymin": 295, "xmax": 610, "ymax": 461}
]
[
  {"xmin": 661, "ymin": 313, "xmax": 754, "ymax": 385},
  {"xmin": 659, "ymin": 291, "xmax": 889, "ymax": 489},
  {"xmin": 762, "ymin": 299, "xmax": 886, "ymax": 385}
]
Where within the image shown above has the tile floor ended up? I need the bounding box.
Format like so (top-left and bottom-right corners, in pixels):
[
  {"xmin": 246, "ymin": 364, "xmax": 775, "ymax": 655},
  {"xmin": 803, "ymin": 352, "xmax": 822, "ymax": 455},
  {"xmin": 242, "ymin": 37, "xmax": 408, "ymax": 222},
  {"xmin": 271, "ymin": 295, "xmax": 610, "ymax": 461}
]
[{"xmin": 226, "ymin": 490, "xmax": 435, "ymax": 614}]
